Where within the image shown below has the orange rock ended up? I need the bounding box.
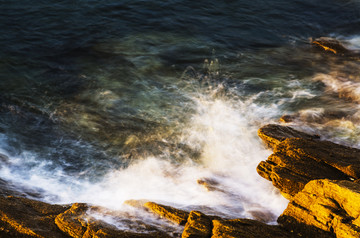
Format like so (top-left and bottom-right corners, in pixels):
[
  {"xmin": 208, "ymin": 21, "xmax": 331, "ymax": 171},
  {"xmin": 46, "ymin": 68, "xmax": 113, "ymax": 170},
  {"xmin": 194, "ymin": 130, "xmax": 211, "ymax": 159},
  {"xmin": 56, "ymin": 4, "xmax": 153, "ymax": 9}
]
[{"xmin": 279, "ymin": 179, "xmax": 360, "ymax": 238}]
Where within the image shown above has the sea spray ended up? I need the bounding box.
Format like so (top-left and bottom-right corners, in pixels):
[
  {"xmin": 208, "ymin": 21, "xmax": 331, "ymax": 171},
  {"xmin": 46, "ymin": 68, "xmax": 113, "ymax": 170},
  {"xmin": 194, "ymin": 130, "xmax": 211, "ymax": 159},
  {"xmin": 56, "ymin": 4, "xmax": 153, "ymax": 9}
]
[{"xmin": 0, "ymin": 86, "xmax": 288, "ymax": 224}]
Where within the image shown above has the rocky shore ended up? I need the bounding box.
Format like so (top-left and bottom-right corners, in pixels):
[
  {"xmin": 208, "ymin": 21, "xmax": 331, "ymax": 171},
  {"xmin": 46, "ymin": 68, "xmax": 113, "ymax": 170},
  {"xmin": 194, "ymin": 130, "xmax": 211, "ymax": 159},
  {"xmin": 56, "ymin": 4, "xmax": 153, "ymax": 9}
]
[
  {"xmin": 1, "ymin": 122, "xmax": 360, "ymax": 237},
  {"xmin": 2, "ymin": 38, "xmax": 360, "ymax": 237}
]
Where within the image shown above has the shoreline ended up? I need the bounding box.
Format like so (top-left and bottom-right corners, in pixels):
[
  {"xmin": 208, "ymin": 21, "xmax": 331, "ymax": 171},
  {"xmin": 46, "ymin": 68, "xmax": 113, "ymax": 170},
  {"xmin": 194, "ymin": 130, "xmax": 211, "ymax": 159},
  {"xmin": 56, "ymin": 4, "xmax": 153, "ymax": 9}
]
[{"xmin": 2, "ymin": 123, "xmax": 360, "ymax": 237}]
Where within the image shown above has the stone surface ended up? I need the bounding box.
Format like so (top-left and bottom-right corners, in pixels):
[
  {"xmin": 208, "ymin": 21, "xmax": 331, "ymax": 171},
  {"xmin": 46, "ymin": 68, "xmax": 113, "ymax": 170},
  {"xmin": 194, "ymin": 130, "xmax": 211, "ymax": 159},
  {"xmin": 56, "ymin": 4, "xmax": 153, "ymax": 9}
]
[
  {"xmin": 197, "ymin": 178, "xmax": 226, "ymax": 193},
  {"xmin": 123, "ymin": 199, "xmax": 148, "ymax": 209},
  {"xmin": 312, "ymin": 37, "xmax": 350, "ymax": 55},
  {"xmin": 182, "ymin": 211, "xmax": 212, "ymax": 238},
  {"xmin": 279, "ymin": 179, "xmax": 360, "ymax": 238},
  {"xmin": 257, "ymin": 124, "xmax": 360, "ymax": 198},
  {"xmin": 0, "ymin": 196, "xmax": 70, "ymax": 238},
  {"xmin": 144, "ymin": 202, "xmax": 189, "ymax": 225},
  {"xmin": 257, "ymin": 124, "xmax": 319, "ymax": 149},
  {"xmin": 55, "ymin": 203, "xmax": 171, "ymax": 238},
  {"xmin": 211, "ymin": 218, "xmax": 293, "ymax": 238},
  {"xmin": 279, "ymin": 115, "xmax": 295, "ymax": 123},
  {"xmin": 257, "ymin": 137, "xmax": 354, "ymax": 198}
]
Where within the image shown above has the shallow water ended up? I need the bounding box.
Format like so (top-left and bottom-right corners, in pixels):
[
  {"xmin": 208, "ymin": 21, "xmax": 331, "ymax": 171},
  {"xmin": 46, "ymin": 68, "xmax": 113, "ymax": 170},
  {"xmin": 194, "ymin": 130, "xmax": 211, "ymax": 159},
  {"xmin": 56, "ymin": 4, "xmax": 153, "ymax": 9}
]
[{"xmin": 1, "ymin": 0, "xmax": 360, "ymax": 229}]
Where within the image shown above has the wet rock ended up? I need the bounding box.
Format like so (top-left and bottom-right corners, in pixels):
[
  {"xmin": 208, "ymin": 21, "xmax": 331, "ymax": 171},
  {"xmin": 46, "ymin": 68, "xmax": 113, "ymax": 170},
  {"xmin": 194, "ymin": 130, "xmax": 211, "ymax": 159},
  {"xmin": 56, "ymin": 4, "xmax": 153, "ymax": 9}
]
[
  {"xmin": 247, "ymin": 210, "xmax": 277, "ymax": 223},
  {"xmin": 258, "ymin": 124, "xmax": 319, "ymax": 149},
  {"xmin": 312, "ymin": 37, "xmax": 350, "ymax": 55},
  {"xmin": 181, "ymin": 211, "xmax": 212, "ymax": 238},
  {"xmin": 197, "ymin": 178, "xmax": 226, "ymax": 193},
  {"xmin": 280, "ymin": 110, "xmax": 351, "ymax": 125},
  {"xmin": 257, "ymin": 136, "xmax": 357, "ymax": 198},
  {"xmin": 144, "ymin": 202, "xmax": 189, "ymax": 225},
  {"xmin": 279, "ymin": 115, "xmax": 295, "ymax": 123},
  {"xmin": 0, "ymin": 196, "xmax": 70, "ymax": 238},
  {"xmin": 211, "ymin": 218, "xmax": 293, "ymax": 238},
  {"xmin": 125, "ymin": 200, "xmax": 189, "ymax": 226},
  {"xmin": 55, "ymin": 203, "xmax": 171, "ymax": 238},
  {"xmin": 123, "ymin": 199, "xmax": 149, "ymax": 209},
  {"xmin": 278, "ymin": 179, "xmax": 360, "ymax": 238}
]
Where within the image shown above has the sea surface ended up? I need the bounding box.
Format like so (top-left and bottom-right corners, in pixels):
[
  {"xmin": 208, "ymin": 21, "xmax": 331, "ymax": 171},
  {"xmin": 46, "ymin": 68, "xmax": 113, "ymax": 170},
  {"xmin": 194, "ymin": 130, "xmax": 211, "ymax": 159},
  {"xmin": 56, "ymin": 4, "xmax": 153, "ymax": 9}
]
[{"xmin": 1, "ymin": 0, "xmax": 360, "ymax": 231}]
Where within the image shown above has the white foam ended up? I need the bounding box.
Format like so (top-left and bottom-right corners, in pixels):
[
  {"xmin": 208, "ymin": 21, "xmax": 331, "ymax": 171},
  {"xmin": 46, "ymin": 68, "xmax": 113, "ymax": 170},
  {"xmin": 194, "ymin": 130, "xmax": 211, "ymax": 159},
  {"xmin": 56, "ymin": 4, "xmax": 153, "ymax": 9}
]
[
  {"xmin": 0, "ymin": 89, "xmax": 288, "ymax": 224},
  {"xmin": 314, "ymin": 73, "xmax": 360, "ymax": 102},
  {"xmin": 344, "ymin": 36, "xmax": 360, "ymax": 50}
]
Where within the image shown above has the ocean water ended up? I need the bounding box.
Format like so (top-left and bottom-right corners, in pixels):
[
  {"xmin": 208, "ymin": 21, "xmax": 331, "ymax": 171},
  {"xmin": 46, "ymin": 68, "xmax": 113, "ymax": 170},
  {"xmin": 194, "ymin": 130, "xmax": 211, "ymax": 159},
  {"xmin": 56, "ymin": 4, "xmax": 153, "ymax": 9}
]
[{"xmin": 1, "ymin": 0, "xmax": 360, "ymax": 230}]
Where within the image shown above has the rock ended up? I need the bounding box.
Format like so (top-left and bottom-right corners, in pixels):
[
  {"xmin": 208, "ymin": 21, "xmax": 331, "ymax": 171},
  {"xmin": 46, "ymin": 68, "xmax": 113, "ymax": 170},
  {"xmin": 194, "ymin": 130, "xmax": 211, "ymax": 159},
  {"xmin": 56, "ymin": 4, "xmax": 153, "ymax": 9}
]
[
  {"xmin": 0, "ymin": 196, "xmax": 70, "ymax": 238},
  {"xmin": 197, "ymin": 178, "xmax": 226, "ymax": 193},
  {"xmin": 311, "ymin": 37, "xmax": 350, "ymax": 55},
  {"xmin": 280, "ymin": 110, "xmax": 351, "ymax": 125},
  {"xmin": 55, "ymin": 203, "xmax": 171, "ymax": 238},
  {"xmin": 247, "ymin": 210, "xmax": 277, "ymax": 223},
  {"xmin": 181, "ymin": 211, "xmax": 212, "ymax": 238},
  {"xmin": 257, "ymin": 137, "xmax": 356, "ymax": 198},
  {"xmin": 143, "ymin": 202, "xmax": 189, "ymax": 225},
  {"xmin": 258, "ymin": 124, "xmax": 319, "ymax": 149},
  {"xmin": 279, "ymin": 115, "xmax": 295, "ymax": 123},
  {"xmin": 124, "ymin": 200, "xmax": 189, "ymax": 226},
  {"xmin": 55, "ymin": 203, "xmax": 89, "ymax": 238},
  {"xmin": 211, "ymin": 218, "xmax": 293, "ymax": 238},
  {"xmin": 123, "ymin": 199, "xmax": 149, "ymax": 209},
  {"xmin": 278, "ymin": 179, "xmax": 360, "ymax": 238}
]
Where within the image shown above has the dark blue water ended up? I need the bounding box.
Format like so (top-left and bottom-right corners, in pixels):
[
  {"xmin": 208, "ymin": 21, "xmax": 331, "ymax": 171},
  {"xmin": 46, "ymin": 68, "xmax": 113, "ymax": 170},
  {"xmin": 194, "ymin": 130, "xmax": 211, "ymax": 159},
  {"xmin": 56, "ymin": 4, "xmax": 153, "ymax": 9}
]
[{"xmin": 1, "ymin": 0, "xmax": 360, "ymax": 224}]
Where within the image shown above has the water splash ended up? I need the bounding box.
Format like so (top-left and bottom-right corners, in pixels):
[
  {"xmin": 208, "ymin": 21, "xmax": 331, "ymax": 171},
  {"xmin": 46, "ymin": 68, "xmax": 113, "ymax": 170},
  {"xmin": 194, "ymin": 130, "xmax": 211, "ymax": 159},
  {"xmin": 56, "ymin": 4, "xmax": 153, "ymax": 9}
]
[{"xmin": 0, "ymin": 86, "xmax": 288, "ymax": 224}]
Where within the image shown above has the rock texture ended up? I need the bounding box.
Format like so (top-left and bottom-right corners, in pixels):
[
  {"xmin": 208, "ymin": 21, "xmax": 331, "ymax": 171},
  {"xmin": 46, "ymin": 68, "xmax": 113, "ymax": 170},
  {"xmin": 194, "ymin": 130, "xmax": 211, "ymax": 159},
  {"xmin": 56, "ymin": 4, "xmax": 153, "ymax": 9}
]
[
  {"xmin": 181, "ymin": 211, "xmax": 212, "ymax": 238},
  {"xmin": 211, "ymin": 218, "xmax": 293, "ymax": 238},
  {"xmin": 312, "ymin": 37, "xmax": 350, "ymax": 55},
  {"xmin": 125, "ymin": 200, "xmax": 190, "ymax": 226},
  {"xmin": 125, "ymin": 200, "xmax": 299, "ymax": 238},
  {"xmin": 279, "ymin": 179, "xmax": 360, "ymax": 238},
  {"xmin": 257, "ymin": 124, "xmax": 360, "ymax": 198},
  {"xmin": 257, "ymin": 124, "xmax": 319, "ymax": 149},
  {"xmin": 55, "ymin": 203, "xmax": 170, "ymax": 238},
  {"xmin": 0, "ymin": 196, "xmax": 69, "ymax": 238}
]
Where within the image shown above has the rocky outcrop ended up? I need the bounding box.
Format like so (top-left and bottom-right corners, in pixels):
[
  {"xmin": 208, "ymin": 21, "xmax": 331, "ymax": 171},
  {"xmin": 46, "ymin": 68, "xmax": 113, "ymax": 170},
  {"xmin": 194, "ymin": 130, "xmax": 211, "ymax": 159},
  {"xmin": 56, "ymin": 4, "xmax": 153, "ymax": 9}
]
[
  {"xmin": 257, "ymin": 124, "xmax": 319, "ymax": 149},
  {"xmin": 5, "ymin": 122, "xmax": 360, "ymax": 238},
  {"xmin": 124, "ymin": 200, "xmax": 300, "ymax": 238},
  {"xmin": 181, "ymin": 211, "xmax": 212, "ymax": 238},
  {"xmin": 211, "ymin": 218, "xmax": 293, "ymax": 238},
  {"xmin": 278, "ymin": 179, "xmax": 360, "ymax": 238},
  {"xmin": 181, "ymin": 210, "xmax": 297, "ymax": 238},
  {"xmin": 0, "ymin": 196, "xmax": 70, "ymax": 238},
  {"xmin": 125, "ymin": 200, "xmax": 190, "ymax": 226},
  {"xmin": 144, "ymin": 202, "xmax": 189, "ymax": 226},
  {"xmin": 55, "ymin": 203, "xmax": 171, "ymax": 238},
  {"xmin": 257, "ymin": 124, "xmax": 360, "ymax": 236},
  {"xmin": 257, "ymin": 124, "xmax": 360, "ymax": 198}
]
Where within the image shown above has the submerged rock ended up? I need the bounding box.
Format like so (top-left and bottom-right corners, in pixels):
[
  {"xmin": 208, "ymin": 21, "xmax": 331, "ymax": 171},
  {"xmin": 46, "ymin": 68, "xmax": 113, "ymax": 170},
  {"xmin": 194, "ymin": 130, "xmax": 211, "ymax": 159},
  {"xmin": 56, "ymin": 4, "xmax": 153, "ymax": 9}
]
[
  {"xmin": 312, "ymin": 37, "xmax": 350, "ymax": 55},
  {"xmin": 258, "ymin": 124, "xmax": 319, "ymax": 149},
  {"xmin": 278, "ymin": 179, "xmax": 360, "ymax": 238},
  {"xmin": 0, "ymin": 196, "xmax": 69, "ymax": 238}
]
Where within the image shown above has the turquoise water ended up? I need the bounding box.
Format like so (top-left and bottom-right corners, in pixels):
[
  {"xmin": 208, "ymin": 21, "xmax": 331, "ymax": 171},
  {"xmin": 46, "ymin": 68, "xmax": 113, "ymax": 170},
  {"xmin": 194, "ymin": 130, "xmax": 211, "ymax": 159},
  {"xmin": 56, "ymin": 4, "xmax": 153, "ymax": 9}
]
[{"xmin": 1, "ymin": 0, "xmax": 360, "ymax": 226}]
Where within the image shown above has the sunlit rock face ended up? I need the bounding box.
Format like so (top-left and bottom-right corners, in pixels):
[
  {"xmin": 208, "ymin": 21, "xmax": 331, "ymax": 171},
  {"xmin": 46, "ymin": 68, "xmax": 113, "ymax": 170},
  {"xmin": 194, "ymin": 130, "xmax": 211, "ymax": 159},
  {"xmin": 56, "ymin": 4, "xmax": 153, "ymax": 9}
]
[
  {"xmin": 279, "ymin": 179, "xmax": 360, "ymax": 238},
  {"xmin": 257, "ymin": 124, "xmax": 360, "ymax": 198}
]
